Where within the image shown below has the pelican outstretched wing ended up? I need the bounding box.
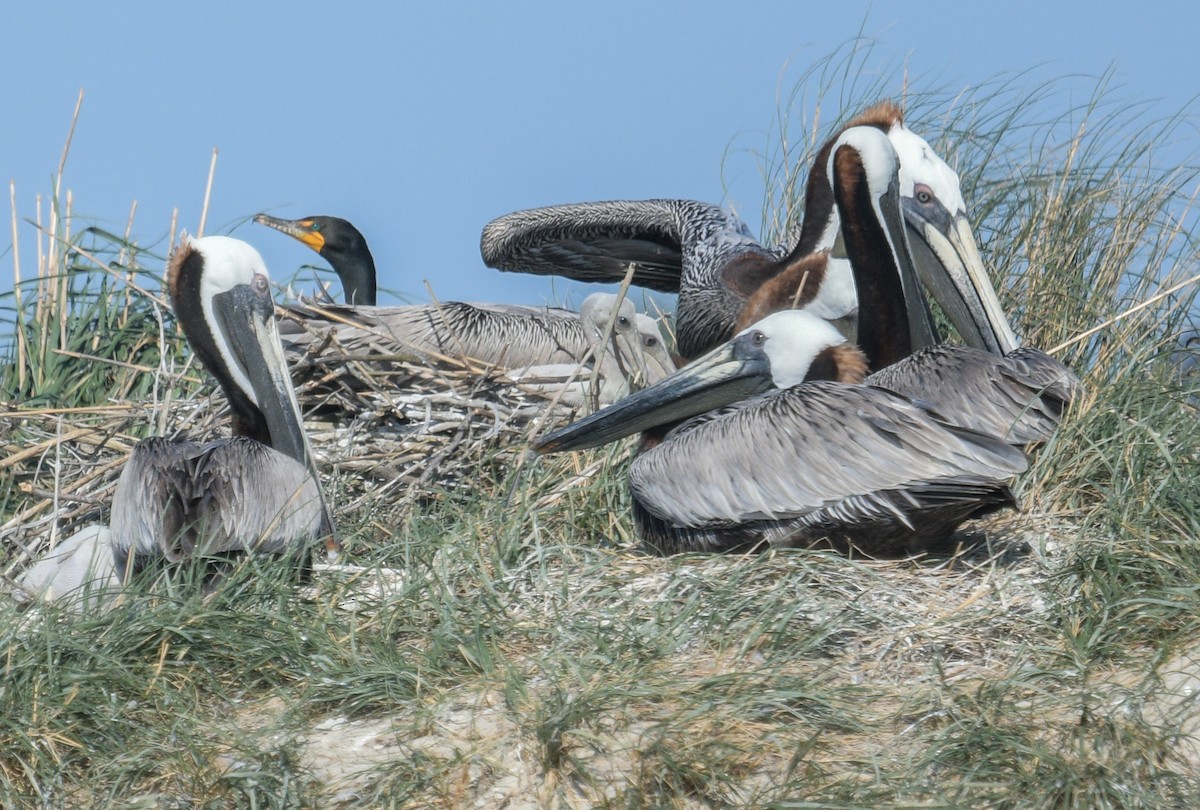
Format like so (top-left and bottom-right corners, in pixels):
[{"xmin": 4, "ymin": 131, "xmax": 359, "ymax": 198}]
[
  {"xmin": 481, "ymin": 199, "xmax": 769, "ymax": 293},
  {"xmin": 481, "ymin": 199, "xmax": 694, "ymax": 290}
]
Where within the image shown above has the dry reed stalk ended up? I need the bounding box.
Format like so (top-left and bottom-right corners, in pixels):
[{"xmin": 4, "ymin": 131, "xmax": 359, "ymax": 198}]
[
  {"xmin": 584, "ymin": 264, "xmax": 637, "ymax": 409},
  {"xmin": 197, "ymin": 147, "xmax": 218, "ymax": 237},
  {"xmin": 121, "ymin": 199, "xmax": 138, "ymax": 316},
  {"xmin": 55, "ymin": 90, "xmax": 82, "ymax": 204},
  {"xmin": 0, "ymin": 405, "xmax": 145, "ymax": 419},
  {"xmin": 50, "ymin": 349, "xmax": 166, "ymax": 377},
  {"xmin": 0, "ymin": 426, "xmax": 99, "ymax": 470},
  {"xmin": 168, "ymin": 207, "xmax": 178, "ymax": 257},
  {"xmin": 1049, "ymin": 268, "xmax": 1200, "ymax": 355},
  {"xmin": 35, "ymin": 194, "xmax": 49, "ymax": 383},
  {"xmin": 58, "ymin": 190, "xmax": 72, "ymax": 353},
  {"xmin": 9, "ymin": 182, "xmax": 25, "ymax": 392},
  {"xmin": 44, "ymin": 92, "xmax": 82, "ymax": 366},
  {"xmin": 34, "ymin": 193, "xmax": 43, "ymax": 280}
]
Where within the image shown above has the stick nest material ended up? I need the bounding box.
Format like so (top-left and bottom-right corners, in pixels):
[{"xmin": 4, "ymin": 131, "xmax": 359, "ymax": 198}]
[{"xmin": 1, "ymin": 314, "xmax": 590, "ymax": 582}]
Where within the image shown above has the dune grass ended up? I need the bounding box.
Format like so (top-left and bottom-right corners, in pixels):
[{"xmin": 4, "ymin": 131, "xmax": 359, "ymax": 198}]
[{"xmin": 3, "ymin": 52, "xmax": 1200, "ymax": 807}]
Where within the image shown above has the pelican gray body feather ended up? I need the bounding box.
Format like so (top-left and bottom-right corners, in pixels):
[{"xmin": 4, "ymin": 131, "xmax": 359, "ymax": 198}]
[
  {"xmin": 110, "ymin": 436, "xmax": 328, "ymax": 577},
  {"xmin": 283, "ymin": 300, "xmax": 593, "ymax": 368},
  {"xmin": 628, "ymin": 382, "xmax": 1026, "ymax": 556},
  {"xmin": 867, "ymin": 345, "xmax": 1080, "ymax": 446}
]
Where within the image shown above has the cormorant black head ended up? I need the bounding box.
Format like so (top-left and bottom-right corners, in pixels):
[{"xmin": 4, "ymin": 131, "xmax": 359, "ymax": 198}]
[{"xmin": 254, "ymin": 213, "xmax": 378, "ymax": 305}]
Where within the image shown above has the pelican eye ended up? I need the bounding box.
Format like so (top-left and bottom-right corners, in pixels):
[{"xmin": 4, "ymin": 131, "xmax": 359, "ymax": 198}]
[
  {"xmin": 750, "ymin": 330, "xmax": 767, "ymax": 347},
  {"xmin": 914, "ymin": 184, "xmax": 935, "ymax": 205},
  {"xmin": 251, "ymin": 273, "xmax": 270, "ymax": 295},
  {"xmin": 643, "ymin": 335, "xmax": 659, "ymax": 347},
  {"xmin": 617, "ymin": 315, "xmax": 631, "ymax": 329}
]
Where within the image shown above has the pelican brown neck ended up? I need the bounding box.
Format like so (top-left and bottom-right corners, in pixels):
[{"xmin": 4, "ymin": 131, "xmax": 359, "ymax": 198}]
[
  {"xmin": 791, "ymin": 101, "xmax": 905, "ymax": 260},
  {"xmin": 170, "ymin": 242, "xmax": 269, "ymax": 443},
  {"xmin": 831, "ymin": 140, "xmax": 912, "ymax": 370},
  {"xmin": 831, "ymin": 125, "xmax": 942, "ymax": 371},
  {"xmin": 792, "ymin": 137, "xmax": 841, "ymax": 260}
]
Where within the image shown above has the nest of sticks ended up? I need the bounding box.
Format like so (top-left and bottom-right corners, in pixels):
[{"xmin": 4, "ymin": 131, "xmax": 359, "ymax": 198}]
[{"xmin": 0, "ymin": 311, "xmax": 597, "ymax": 584}]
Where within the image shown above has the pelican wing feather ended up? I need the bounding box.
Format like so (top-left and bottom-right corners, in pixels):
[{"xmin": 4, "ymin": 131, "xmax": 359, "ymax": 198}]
[
  {"xmin": 867, "ymin": 345, "xmax": 1081, "ymax": 445},
  {"xmin": 481, "ymin": 199, "xmax": 697, "ymax": 291},
  {"xmin": 629, "ymin": 382, "xmax": 1028, "ymax": 531},
  {"xmin": 111, "ymin": 436, "xmax": 326, "ymax": 573},
  {"xmin": 280, "ymin": 301, "xmax": 592, "ymax": 369}
]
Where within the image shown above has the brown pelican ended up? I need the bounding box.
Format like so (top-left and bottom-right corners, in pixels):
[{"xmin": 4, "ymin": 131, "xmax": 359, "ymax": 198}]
[
  {"xmin": 108, "ymin": 235, "xmax": 336, "ymax": 583},
  {"xmin": 535, "ymin": 311, "xmax": 1030, "ymax": 556},
  {"xmin": 255, "ymin": 213, "xmax": 377, "ymax": 304},
  {"xmin": 745, "ymin": 102, "xmax": 1013, "ymax": 349},
  {"xmin": 532, "ymin": 126, "xmax": 1074, "ymax": 556},
  {"xmin": 280, "ymin": 292, "xmax": 675, "ymax": 388},
  {"xmin": 480, "ymin": 101, "xmax": 1017, "ymax": 362}
]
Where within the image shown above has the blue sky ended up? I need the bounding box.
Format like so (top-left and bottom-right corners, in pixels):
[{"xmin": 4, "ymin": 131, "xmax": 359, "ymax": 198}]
[{"xmin": 1, "ymin": 2, "xmax": 1195, "ymax": 310}]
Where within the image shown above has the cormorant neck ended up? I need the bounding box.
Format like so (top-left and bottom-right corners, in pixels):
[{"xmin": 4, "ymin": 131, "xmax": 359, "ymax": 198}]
[{"xmin": 323, "ymin": 250, "xmax": 377, "ymax": 305}]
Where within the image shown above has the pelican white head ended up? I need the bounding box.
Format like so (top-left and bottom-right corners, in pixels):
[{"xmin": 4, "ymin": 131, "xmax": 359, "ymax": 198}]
[{"xmin": 734, "ymin": 310, "xmax": 849, "ymax": 388}]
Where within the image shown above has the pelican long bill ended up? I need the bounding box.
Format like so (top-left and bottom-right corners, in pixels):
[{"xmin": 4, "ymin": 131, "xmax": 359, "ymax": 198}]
[
  {"xmin": 212, "ymin": 282, "xmax": 321, "ymax": 484},
  {"xmin": 201, "ymin": 242, "xmax": 340, "ymax": 557},
  {"xmin": 533, "ymin": 337, "xmax": 773, "ymax": 454},
  {"xmin": 903, "ymin": 200, "xmax": 1019, "ymax": 354}
]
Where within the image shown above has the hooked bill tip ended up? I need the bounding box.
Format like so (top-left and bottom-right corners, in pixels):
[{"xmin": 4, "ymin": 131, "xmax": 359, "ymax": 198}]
[{"xmin": 530, "ymin": 436, "xmax": 559, "ymax": 454}]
